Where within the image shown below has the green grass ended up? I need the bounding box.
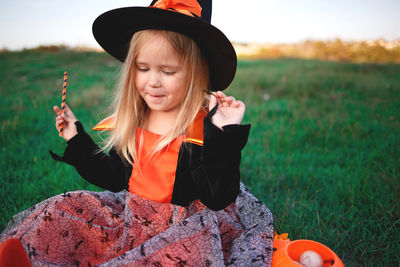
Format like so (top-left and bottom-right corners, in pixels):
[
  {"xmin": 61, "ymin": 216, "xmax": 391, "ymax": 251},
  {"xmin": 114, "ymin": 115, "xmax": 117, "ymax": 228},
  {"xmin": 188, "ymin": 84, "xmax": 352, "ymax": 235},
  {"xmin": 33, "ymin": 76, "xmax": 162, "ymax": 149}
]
[{"xmin": 1, "ymin": 51, "xmax": 399, "ymax": 266}]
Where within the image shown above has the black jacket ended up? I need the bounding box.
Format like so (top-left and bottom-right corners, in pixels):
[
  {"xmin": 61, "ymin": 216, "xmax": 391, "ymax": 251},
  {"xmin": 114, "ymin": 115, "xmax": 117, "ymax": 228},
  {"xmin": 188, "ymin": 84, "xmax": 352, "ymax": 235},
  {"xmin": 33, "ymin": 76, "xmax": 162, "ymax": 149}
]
[{"xmin": 50, "ymin": 107, "xmax": 250, "ymax": 211}]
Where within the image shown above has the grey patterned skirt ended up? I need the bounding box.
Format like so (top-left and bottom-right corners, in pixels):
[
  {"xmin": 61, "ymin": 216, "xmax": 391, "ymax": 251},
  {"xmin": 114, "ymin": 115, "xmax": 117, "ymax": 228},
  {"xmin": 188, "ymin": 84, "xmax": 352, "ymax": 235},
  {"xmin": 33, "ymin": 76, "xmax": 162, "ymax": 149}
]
[{"xmin": 1, "ymin": 183, "xmax": 273, "ymax": 266}]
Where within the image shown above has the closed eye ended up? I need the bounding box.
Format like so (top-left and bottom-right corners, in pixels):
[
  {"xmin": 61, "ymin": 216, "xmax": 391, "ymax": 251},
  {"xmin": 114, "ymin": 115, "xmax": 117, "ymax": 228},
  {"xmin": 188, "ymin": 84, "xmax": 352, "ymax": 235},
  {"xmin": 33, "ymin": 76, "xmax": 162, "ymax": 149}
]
[{"xmin": 163, "ymin": 71, "xmax": 176, "ymax": 75}]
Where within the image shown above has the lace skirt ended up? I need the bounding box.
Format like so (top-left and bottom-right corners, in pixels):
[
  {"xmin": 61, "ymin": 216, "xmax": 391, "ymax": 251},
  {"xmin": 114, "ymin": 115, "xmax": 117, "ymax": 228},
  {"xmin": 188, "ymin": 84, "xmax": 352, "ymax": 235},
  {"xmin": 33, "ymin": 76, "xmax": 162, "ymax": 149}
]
[{"xmin": 1, "ymin": 183, "xmax": 273, "ymax": 266}]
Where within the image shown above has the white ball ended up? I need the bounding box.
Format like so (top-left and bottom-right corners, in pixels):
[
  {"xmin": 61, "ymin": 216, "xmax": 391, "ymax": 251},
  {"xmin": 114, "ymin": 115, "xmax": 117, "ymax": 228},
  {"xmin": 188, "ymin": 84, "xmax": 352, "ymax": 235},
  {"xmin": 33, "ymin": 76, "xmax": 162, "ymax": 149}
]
[{"xmin": 299, "ymin": 250, "xmax": 323, "ymax": 267}]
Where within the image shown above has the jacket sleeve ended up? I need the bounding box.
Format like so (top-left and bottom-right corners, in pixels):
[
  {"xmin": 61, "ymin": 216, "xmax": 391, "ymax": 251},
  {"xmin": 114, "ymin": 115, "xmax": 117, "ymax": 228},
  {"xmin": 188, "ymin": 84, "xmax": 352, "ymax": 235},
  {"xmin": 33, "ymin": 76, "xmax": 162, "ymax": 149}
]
[
  {"xmin": 49, "ymin": 121, "xmax": 128, "ymax": 192},
  {"xmin": 191, "ymin": 105, "xmax": 250, "ymax": 211}
]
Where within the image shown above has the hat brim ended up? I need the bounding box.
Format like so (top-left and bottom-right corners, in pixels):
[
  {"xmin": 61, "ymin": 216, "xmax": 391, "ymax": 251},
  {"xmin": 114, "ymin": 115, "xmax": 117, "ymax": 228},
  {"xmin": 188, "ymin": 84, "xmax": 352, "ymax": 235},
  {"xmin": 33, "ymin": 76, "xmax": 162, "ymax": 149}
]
[{"xmin": 92, "ymin": 7, "xmax": 237, "ymax": 91}]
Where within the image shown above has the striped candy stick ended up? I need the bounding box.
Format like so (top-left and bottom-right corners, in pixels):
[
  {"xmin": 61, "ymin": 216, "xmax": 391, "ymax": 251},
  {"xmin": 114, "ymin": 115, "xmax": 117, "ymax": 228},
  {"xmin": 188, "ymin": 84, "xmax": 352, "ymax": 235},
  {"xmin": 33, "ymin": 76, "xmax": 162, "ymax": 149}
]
[{"xmin": 59, "ymin": 71, "xmax": 68, "ymax": 136}]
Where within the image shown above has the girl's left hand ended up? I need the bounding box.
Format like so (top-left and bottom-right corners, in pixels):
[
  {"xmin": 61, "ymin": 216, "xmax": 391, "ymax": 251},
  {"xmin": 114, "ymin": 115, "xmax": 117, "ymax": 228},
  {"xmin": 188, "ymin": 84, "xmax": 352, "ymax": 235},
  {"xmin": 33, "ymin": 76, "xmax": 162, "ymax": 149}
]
[{"xmin": 209, "ymin": 91, "xmax": 245, "ymax": 129}]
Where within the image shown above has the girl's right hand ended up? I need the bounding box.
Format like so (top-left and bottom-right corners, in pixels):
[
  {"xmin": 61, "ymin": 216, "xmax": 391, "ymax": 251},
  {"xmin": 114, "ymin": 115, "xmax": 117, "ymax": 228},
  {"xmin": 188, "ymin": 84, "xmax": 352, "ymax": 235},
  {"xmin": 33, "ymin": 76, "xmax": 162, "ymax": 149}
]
[{"xmin": 53, "ymin": 104, "xmax": 78, "ymax": 141}]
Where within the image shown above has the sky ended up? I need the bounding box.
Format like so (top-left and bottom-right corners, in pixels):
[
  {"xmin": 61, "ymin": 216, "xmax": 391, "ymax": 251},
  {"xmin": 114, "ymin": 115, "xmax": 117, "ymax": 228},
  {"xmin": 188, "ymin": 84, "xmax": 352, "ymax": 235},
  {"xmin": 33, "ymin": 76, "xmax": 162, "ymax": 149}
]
[{"xmin": 0, "ymin": 0, "xmax": 399, "ymax": 50}]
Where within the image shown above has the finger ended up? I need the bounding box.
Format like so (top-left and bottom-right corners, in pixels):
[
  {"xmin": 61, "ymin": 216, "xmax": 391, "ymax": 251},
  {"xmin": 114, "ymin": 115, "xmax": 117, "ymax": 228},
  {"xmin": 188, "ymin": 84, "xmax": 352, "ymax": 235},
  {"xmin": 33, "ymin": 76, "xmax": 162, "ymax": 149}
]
[
  {"xmin": 216, "ymin": 91, "xmax": 227, "ymax": 101},
  {"xmin": 58, "ymin": 103, "xmax": 69, "ymax": 118},
  {"xmin": 61, "ymin": 113, "xmax": 74, "ymax": 125},
  {"xmin": 216, "ymin": 91, "xmax": 226, "ymax": 97},
  {"xmin": 56, "ymin": 116, "xmax": 65, "ymax": 124},
  {"xmin": 226, "ymin": 96, "xmax": 236, "ymax": 104},
  {"xmin": 219, "ymin": 96, "xmax": 235, "ymax": 107},
  {"xmin": 55, "ymin": 121, "xmax": 62, "ymax": 131},
  {"xmin": 64, "ymin": 104, "xmax": 77, "ymax": 121},
  {"xmin": 221, "ymin": 100, "xmax": 229, "ymax": 107},
  {"xmin": 209, "ymin": 94, "xmax": 217, "ymax": 110},
  {"xmin": 213, "ymin": 93, "xmax": 223, "ymax": 104},
  {"xmin": 64, "ymin": 103, "xmax": 71, "ymax": 113},
  {"xmin": 236, "ymin": 100, "xmax": 246, "ymax": 110},
  {"xmin": 56, "ymin": 120, "xmax": 64, "ymax": 129},
  {"xmin": 231, "ymin": 101, "xmax": 241, "ymax": 108},
  {"xmin": 53, "ymin": 105, "xmax": 61, "ymax": 115}
]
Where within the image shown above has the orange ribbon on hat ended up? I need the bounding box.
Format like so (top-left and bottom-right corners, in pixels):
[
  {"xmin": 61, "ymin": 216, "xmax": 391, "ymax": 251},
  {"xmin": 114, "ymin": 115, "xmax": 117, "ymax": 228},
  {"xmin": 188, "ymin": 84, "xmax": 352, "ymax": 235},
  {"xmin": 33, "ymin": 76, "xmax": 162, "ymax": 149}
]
[{"xmin": 152, "ymin": 0, "xmax": 202, "ymax": 17}]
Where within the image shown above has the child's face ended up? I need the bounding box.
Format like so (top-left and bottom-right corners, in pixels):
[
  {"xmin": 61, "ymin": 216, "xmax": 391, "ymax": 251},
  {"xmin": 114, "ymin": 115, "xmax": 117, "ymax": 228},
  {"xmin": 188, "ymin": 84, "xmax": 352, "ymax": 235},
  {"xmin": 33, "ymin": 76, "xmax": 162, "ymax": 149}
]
[{"xmin": 134, "ymin": 34, "xmax": 189, "ymax": 117}]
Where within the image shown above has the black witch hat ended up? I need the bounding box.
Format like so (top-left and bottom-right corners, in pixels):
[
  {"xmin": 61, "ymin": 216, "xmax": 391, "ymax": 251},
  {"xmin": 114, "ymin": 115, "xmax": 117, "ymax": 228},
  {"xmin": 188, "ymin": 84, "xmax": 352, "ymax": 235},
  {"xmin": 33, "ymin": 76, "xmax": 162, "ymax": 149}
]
[{"xmin": 92, "ymin": 0, "xmax": 237, "ymax": 91}]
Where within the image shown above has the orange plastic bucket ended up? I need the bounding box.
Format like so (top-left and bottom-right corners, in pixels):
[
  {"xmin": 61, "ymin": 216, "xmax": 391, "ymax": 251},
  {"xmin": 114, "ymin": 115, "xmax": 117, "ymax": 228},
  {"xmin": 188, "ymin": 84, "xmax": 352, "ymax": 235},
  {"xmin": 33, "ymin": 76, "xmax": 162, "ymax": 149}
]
[
  {"xmin": 272, "ymin": 239, "xmax": 344, "ymax": 267},
  {"xmin": 0, "ymin": 238, "xmax": 31, "ymax": 267}
]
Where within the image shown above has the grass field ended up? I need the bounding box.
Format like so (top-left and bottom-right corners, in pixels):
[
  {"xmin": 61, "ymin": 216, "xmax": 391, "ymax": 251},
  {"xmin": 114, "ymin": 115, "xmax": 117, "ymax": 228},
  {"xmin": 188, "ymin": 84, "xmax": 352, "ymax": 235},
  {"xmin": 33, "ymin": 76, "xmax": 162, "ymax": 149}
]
[{"xmin": 0, "ymin": 50, "xmax": 399, "ymax": 266}]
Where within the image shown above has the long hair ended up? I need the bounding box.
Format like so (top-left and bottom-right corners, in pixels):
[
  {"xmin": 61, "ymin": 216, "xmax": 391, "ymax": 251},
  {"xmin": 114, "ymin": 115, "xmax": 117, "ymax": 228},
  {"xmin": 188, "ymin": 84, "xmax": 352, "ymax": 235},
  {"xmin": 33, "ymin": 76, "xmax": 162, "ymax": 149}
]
[{"xmin": 103, "ymin": 30, "xmax": 209, "ymax": 165}]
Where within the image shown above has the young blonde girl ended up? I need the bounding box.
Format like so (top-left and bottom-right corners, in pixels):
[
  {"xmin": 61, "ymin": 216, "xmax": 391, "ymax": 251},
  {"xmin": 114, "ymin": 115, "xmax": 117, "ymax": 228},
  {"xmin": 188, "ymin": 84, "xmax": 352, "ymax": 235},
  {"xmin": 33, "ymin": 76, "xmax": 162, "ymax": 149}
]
[{"xmin": 0, "ymin": 1, "xmax": 273, "ymax": 266}]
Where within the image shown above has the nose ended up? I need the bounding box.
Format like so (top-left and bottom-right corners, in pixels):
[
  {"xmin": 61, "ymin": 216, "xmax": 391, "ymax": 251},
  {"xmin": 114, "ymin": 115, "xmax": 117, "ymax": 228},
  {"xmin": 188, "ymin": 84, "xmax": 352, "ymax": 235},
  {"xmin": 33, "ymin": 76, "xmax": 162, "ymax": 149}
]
[{"xmin": 148, "ymin": 70, "xmax": 161, "ymax": 88}]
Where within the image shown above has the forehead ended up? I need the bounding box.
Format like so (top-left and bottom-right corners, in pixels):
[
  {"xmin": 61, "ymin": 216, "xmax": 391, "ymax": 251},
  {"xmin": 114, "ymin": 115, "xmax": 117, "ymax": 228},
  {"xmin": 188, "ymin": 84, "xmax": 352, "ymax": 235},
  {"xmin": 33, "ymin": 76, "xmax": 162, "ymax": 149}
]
[{"xmin": 135, "ymin": 33, "xmax": 183, "ymax": 65}]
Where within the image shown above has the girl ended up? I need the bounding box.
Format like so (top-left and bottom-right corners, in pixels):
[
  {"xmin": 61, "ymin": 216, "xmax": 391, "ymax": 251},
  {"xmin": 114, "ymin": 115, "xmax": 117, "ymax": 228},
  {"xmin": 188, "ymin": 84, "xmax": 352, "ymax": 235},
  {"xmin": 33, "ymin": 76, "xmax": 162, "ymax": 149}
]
[{"xmin": 0, "ymin": 0, "xmax": 273, "ymax": 266}]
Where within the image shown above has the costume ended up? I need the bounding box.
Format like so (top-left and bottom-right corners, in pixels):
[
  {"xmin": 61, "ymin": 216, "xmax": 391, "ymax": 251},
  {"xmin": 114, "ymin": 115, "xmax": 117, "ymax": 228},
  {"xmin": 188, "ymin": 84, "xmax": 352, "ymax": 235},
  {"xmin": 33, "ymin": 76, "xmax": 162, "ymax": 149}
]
[
  {"xmin": 1, "ymin": 107, "xmax": 273, "ymax": 266},
  {"xmin": 0, "ymin": 1, "xmax": 275, "ymax": 265},
  {"xmin": 50, "ymin": 106, "xmax": 249, "ymax": 211}
]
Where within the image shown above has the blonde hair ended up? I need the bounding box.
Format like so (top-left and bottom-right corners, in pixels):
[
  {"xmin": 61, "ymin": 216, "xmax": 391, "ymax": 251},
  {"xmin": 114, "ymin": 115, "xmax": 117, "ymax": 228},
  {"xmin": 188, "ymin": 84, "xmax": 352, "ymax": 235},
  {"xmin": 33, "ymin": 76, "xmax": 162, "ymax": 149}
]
[{"xmin": 103, "ymin": 30, "xmax": 209, "ymax": 165}]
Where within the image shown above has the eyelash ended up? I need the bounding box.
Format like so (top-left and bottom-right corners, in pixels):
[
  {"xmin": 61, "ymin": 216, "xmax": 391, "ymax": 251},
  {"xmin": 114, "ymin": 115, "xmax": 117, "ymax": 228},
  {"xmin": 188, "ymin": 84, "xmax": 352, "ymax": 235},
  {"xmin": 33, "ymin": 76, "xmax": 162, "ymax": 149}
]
[
  {"xmin": 163, "ymin": 71, "xmax": 175, "ymax": 75},
  {"xmin": 137, "ymin": 68, "xmax": 175, "ymax": 75}
]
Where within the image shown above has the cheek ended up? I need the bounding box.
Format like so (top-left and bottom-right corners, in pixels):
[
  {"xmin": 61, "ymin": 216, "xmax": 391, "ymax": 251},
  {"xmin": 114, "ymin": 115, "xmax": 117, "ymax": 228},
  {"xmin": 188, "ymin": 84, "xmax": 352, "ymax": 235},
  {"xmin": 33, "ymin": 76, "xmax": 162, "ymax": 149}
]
[
  {"xmin": 134, "ymin": 73, "xmax": 145, "ymax": 90},
  {"xmin": 169, "ymin": 80, "xmax": 188, "ymax": 100}
]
